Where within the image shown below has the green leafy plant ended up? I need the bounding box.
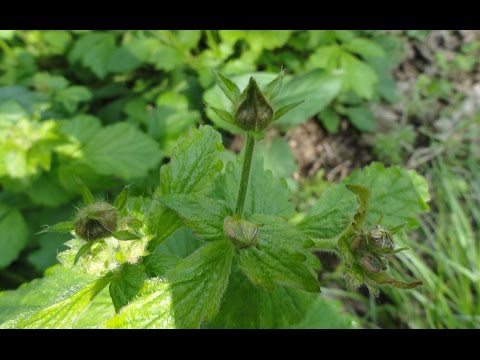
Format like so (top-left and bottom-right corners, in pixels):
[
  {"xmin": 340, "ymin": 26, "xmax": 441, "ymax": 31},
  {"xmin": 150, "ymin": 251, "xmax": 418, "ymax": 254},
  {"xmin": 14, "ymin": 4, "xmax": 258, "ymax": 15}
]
[
  {"xmin": 1, "ymin": 31, "xmax": 405, "ymax": 281},
  {"xmin": 0, "ymin": 71, "xmax": 429, "ymax": 329}
]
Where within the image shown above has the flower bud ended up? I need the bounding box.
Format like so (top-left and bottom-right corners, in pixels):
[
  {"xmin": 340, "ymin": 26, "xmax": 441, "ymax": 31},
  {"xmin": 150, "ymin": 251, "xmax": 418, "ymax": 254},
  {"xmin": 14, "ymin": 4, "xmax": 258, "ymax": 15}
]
[
  {"xmin": 74, "ymin": 201, "xmax": 118, "ymax": 241},
  {"xmin": 368, "ymin": 224, "xmax": 394, "ymax": 250},
  {"xmin": 234, "ymin": 77, "xmax": 274, "ymax": 132},
  {"xmin": 223, "ymin": 216, "xmax": 259, "ymax": 249},
  {"xmin": 359, "ymin": 253, "xmax": 387, "ymax": 274}
]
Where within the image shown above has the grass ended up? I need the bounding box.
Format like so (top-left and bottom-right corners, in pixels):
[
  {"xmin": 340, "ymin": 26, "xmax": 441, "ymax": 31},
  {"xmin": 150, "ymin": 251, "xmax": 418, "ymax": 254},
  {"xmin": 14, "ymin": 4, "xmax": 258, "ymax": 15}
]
[{"xmin": 383, "ymin": 157, "xmax": 480, "ymax": 328}]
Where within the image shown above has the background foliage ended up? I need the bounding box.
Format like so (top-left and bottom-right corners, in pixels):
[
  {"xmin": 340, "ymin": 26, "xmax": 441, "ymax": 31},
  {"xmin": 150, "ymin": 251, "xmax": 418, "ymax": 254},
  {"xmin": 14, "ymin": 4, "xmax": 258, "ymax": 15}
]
[{"xmin": 0, "ymin": 30, "xmax": 479, "ymax": 328}]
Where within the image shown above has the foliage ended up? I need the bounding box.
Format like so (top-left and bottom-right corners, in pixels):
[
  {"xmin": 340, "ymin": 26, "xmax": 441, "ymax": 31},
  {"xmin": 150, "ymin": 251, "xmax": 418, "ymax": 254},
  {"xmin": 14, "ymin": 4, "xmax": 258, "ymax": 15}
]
[{"xmin": 0, "ymin": 68, "xmax": 429, "ymax": 328}]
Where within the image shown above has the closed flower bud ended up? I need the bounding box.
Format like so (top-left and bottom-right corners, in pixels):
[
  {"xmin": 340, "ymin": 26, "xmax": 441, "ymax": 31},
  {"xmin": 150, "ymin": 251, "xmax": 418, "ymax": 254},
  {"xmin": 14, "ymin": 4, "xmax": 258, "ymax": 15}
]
[
  {"xmin": 223, "ymin": 216, "xmax": 259, "ymax": 249},
  {"xmin": 359, "ymin": 253, "xmax": 387, "ymax": 273},
  {"xmin": 74, "ymin": 201, "xmax": 118, "ymax": 241},
  {"xmin": 369, "ymin": 224, "xmax": 394, "ymax": 250},
  {"xmin": 234, "ymin": 77, "xmax": 274, "ymax": 132}
]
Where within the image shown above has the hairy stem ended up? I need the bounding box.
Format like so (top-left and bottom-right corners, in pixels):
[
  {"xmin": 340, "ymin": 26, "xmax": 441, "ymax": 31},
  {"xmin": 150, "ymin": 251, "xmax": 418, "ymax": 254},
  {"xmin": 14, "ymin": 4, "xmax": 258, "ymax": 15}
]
[
  {"xmin": 235, "ymin": 133, "xmax": 255, "ymax": 217},
  {"xmin": 313, "ymin": 238, "xmax": 339, "ymax": 251}
]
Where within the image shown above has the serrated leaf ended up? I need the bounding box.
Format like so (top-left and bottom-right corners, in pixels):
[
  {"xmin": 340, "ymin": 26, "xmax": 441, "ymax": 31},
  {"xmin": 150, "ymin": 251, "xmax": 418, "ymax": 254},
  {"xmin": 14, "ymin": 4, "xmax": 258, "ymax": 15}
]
[
  {"xmin": 237, "ymin": 244, "xmax": 319, "ymax": 292},
  {"xmin": 106, "ymin": 240, "xmax": 234, "ymax": 328},
  {"xmin": 211, "ymin": 152, "xmax": 294, "ymax": 218},
  {"xmin": 148, "ymin": 126, "xmax": 224, "ymax": 248},
  {"xmin": 143, "ymin": 254, "xmax": 179, "ymax": 277},
  {"xmin": 154, "ymin": 227, "xmax": 201, "ymax": 259},
  {"xmin": 0, "ymin": 203, "xmax": 28, "ymax": 268},
  {"xmin": 109, "ymin": 264, "xmax": 148, "ymax": 312},
  {"xmin": 83, "ymin": 122, "xmax": 162, "ymax": 180},
  {"xmin": 75, "ymin": 287, "xmax": 115, "ymax": 328},
  {"xmin": 69, "ymin": 32, "xmax": 116, "ymax": 79},
  {"xmin": 158, "ymin": 194, "xmax": 231, "ymax": 241},
  {"xmin": 56, "ymin": 86, "xmax": 92, "ymax": 113},
  {"xmin": 237, "ymin": 214, "xmax": 319, "ymax": 292},
  {"xmin": 59, "ymin": 115, "xmax": 102, "ymax": 145},
  {"xmin": 299, "ymin": 163, "xmax": 430, "ymax": 239},
  {"xmin": 0, "ymin": 265, "xmax": 94, "ymax": 325},
  {"xmin": 210, "ymin": 266, "xmax": 317, "ymax": 328},
  {"xmin": 212, "ymin": 266, "xmax": 356, "ymax": 329},
  {"xmin": 2, "ymin": 277, "xmax": 111, "ymax": 329}
]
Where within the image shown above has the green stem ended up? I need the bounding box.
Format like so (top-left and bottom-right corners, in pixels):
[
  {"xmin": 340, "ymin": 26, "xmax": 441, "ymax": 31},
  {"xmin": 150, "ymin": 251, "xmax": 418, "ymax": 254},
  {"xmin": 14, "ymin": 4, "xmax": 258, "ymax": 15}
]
[
  {"xmin": 235, "ymin": 133, "xmax": 255, "ymax": 217},
  {"xmin": 313, "ymin": 238, "xmax": 338, "ymax": 251}
]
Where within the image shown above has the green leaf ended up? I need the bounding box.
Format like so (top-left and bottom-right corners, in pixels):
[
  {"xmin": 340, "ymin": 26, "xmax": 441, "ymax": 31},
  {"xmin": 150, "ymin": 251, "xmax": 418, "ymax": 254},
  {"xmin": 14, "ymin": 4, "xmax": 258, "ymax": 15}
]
[
  {"xmin": 27, "ymin": 172, "xmax": 72, "ymax": 207},
  {"xmin": 273, "ymin": 101, "xmax": 304, "ymax": 121},
  {"xmin": 69, "ymin": 32, "xmax": 116, "ymax": 79},
  {"xmin": 76, "ymin": 177, "xmax": 95, "ymax": 205},
  {"xmin": 211, "ymin": 264, "xmax": 355, "ymax": 328},
  {"xmin": 74, "ymin": 242, "xmax": 92, "ymax": 265},
  {"xmin": 56, "ymin": 86, "xmax": 92, "ymax": 113},
  {"xmin": 112, "ymin": 230, "xmax": 141, "ymax": 240},
  {"xmin": 114, "ymin": 186, "xmax": 129, "ymax": 211},
  {"xmin": 210, "ymin": 267, "xmax": 318, "ymax": 328},
  {"xmin": 340, "ymin": 52, "xmax": 378, "ymax": 99},
  {"xmin": 211, "ymin": 152, "xmax": 294, "ymax": 218},
  {"xmin": 59, "ymin": 115, "xmax": 102, "ymax": 145},
  {"xmin": 291, "ymin": 297, "xmax": 359, "ymax": 329},
  {"xmin": 75, "ymin": 287, "xmax": 115, "ymax": 328},
  {"xmin": 2, "ymin": 277, "xmax": 111, "ymax": 329},
  {"xmin": 256, "ymin": 138, "xmax": 297, "ymax": 185},
  {"xmin": 299, "ymin": 163, "xmax": 431, "ymax": 239},
  {"xmin": 154, "ymin": 227, "xmax": 201, "ymax": 259},
  {"xmin": 46, "ymin": 220, "xmax": 75, "ymax": 233},
  {"xmin": 237, "ymin": 214, "xmax": 319, "ymax": 292},
  {"xmin": 0, "ymin": 203, "xmax": 28, "ymax": 268},
  {"xmin": 343, "ymin": 38, "xmax": 385, "ymax": 58},
  {"xmin": 274, "ymin": 70, "xmax": 343, "ymax": 126},
  {"xmin": 33, "ymin": 72, "xmax": 69, "ymax": 93},
  {"xmin": 83, "ymin": 122, "xmax": 162, "ymax": 180},
  {"xmin": 158, "ymin": 194, "xmax": 231, "ymax": 241},
  {"xmin": 213, "ymin": 70, "xmax": 241, "ymax": 103},
  {"xmin": 148, "ymin": 126, "xmax": 224, "ymax": 248},
  {"xmin": 318, "ymin": 108, "xmax": 341, "ymax": 134},
  {"xmin": 0, "ymin": 30, "xmax": 15, "ymax": 39},
  {"xmin": 43, "ymin": 31, "xmax": 72, "ymax": 55},
  {"xmin": 143, "ymin": 254, "xmax": 179, "ymax": 277},
  {"xmin": 219, "ymin": 31, "xmax": 292, "ymax": 51},
  {"xmin": 109, "ymin": 264, "xmax": 148, "ymax": 312},
  {"xmin": 208, "ymin": 106, "xmax": 234, "ymax": 124},
  {"xmin": 345, "ymin": 106, "xmax": 377, "ymax": 132},
  {"xmin": 263, "ymin": 69, "xmax": 284, "ymax": 100},
  {"xmin": 306, "ymin": 45, "xmax": 342, "ymax": 70},
  {"xmin": 0, "ymin": 265, "xmax": 94, "ymax": 325},
  {"xmin": 106, "ymin": 240, "xmax": 234, "ymax": 328}
]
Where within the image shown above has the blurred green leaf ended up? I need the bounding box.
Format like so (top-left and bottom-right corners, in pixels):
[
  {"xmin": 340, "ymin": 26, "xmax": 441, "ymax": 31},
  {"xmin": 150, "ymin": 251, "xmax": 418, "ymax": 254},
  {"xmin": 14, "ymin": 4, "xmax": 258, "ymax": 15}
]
[
  {"xmin": 345, "ymin": 106, "xmax": 377, "ymax": 132},
  {"xmin": 0, "ymin": 203, "xmax": 28, "ymax": 268}
]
